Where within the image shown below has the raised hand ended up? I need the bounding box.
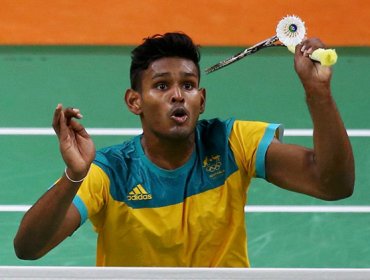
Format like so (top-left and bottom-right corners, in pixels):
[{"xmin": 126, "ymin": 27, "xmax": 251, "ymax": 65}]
[
  {"xmin": 52, "ymin": 104, "xmax": 95, "ymax": 180},
  {"xmin": 294, "ymin": 38, "xmax": 333, "ymax": 95}
]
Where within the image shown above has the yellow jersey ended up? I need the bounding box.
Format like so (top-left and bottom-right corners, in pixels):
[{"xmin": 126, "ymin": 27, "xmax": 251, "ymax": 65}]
[{"xmin": 72, "ymin": 118, "xmax": 283, "ymax": 266}]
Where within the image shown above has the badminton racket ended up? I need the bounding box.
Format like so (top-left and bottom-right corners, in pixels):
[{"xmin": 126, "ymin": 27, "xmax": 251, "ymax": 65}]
[{"xmin": 205, "ymin": 15, "xmax": 337, "ymax": 74}]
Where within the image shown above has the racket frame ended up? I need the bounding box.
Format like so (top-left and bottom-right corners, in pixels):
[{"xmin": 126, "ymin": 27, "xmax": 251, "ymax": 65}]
[{"xmin": 205, "ymin": 35, "xmax": 281, "ymax": 74}]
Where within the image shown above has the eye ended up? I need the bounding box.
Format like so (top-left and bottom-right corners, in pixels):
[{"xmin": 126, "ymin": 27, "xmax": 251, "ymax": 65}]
[
  {"xmin": 183, "ymin": 82, "xmax": 194, "ymax": 91},
  {"xmin": 155, "ymin": 83, "xmax": 168, "ymax": 90}
]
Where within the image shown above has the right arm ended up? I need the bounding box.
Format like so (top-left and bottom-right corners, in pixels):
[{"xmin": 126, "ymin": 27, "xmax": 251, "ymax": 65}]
[{"xmin": 13, "ymin": 104, "xmax": 96, "ymax": 259}]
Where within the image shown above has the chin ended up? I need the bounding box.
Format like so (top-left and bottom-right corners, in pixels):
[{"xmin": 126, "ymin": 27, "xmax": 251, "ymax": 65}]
[
  {"xmin": 166, "ymin": 125, "xmax": 195, "ymax": 140},
  {"xmin": 169, "ymin": 129, "xmax": 193, "ymax": 140}
]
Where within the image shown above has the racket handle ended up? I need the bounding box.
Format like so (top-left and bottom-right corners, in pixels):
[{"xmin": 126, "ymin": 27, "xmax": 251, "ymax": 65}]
[
  {"xmin": 310, "ymin": 48, "xmax": 337, "ymax": 66},
  {"xmin": 287, "ymin": 46, "xmax": 338, "ymax": 66}
]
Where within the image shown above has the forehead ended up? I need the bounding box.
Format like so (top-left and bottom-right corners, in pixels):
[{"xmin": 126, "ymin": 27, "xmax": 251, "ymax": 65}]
[{"xmin": 145, "ymin": 57, "xmax": 199, "ymax": 79}]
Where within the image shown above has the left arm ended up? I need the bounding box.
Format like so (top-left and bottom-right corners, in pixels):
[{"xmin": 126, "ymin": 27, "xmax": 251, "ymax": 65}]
[{"xmin": 265, "ymin": 38, "xmax": 355, "ymax": 201}]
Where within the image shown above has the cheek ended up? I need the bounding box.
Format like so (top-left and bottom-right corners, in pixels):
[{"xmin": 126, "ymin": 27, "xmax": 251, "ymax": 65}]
[
  {"xmin": 188, "ymin": 92, "xmax": 204, "ymax": 109},
  {"xmin": 141, "ymin": 98, "xmax": 167, "ymax": 119}
]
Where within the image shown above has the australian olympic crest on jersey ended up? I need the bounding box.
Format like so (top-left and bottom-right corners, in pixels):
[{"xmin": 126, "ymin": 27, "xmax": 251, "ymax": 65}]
[{"xmin": 203, "ymin": 154, "xmax": 225, "ymax": 179}]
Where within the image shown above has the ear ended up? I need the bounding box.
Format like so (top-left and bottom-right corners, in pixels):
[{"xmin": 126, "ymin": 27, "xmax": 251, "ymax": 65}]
[
  {"xmin": 124, "ymin": 89, "xmax": 142, "ymax": 115},
  {"xmin": 199, "ymin": 88, "xmax": 206, "ymax": 114}
]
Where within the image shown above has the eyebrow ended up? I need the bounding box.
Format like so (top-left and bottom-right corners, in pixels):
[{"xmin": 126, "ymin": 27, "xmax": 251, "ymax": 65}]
[{"xmin": 151, "ymin": 71, "xmax": 198, "ymax": 80}]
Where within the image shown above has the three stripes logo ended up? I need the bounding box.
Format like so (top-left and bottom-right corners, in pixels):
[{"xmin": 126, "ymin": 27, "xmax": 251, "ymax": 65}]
[{"xmin": 127, "ymin": 184, "xmax": 152, "ymax": 201}]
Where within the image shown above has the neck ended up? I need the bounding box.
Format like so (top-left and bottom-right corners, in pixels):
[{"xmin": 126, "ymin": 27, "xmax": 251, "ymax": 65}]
[{"xmin": 141, "ymin": 134, "xmax": 195, "ymax": 170}]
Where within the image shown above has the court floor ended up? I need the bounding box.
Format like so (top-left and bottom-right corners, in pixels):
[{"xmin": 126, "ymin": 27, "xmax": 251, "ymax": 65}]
[{"xmin": 0, "ymin": 46, "xmax": 369, "ymax": 267}]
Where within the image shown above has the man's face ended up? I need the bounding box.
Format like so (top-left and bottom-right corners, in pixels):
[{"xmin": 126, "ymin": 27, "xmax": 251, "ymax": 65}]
[{"xmin": 137, "ymin": 57, "xmax": 205, "ymax": 141}]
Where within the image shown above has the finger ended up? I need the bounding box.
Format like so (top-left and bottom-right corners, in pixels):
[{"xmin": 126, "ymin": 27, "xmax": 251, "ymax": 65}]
[
  {"xmin": 296, "ymin": 39, "xmax": 319, "ymax": 61},
  {"xmin": 295, "ymin": 43, "xmax": 305, "ymax": 59},
  {"xmin": 63, "ymin": 107, "xmax": 83, "ymax": 126},
  {"xmin": 303, "ymin": 47, "xmax": 314, "ymax": 57},
  {"xmin": 63, "ymin": 108, "xmax": 89, "ymax": 139},
  {"xmin": 52, "ymin": 104, "xmax": 63, "ymax": 135},
  {"xmin": 69, "ymin": 119, "xmax": 90, "ymax": 138},
  {"xmin": 63, "ymin": 107, "xmax": 83, "ymax": 119},
  {"xmin": 65, "ymin": 108, "xmax": 83, "ymax": 117},
  {"xmin": 301, "ymin": 38, "xmax": 325, "ymax": 52},
  {"xmin": 58, "ymin": 108, "xmax": 70, "ymax": 140},
  {"xmin": 299, "ymin": 41, "xmax": 312, "ymax": 57},
  {"xmin": 70, "ymin": 120, "xmax": 90, "ymax": 139}
]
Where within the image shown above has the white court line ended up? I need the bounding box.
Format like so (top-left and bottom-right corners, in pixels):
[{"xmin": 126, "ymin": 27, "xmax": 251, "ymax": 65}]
[
  {"xmin": 0, "ymin": 128, "xmax": 143, "ymax": 135},
  {"xmin": 1, "ymin": 127, "xmax": 370, "ymax": 136},
  {"xmin": 244, "ymin": 206, "xmax": 370, "ymax": 213},
  {"xmin": 2, "ymin": 267, "xmax": 370, "ymax": 280},
  {"xmin": 2, "ymin": 266, "xmax": 370, "ymax": 280},
  {"xmin": 0, "ymin": 205, "xmax": 31, "ymax": 212},
  {"xmin": 284, "ymin": 129, "xmax": 370, "ymax": 137},
  {"xmin": 2, "ymin": 205, "xmax": 370, "ymax": 213}
]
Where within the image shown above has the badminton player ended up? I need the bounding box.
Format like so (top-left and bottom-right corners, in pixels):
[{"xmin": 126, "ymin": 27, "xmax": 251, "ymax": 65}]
[{"xmin": 14, "ymin": 32, "xmax": 354, "ymax": 267}]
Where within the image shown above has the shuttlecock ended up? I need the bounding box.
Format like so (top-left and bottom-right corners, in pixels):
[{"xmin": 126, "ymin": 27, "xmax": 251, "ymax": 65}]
[{"xmin": 276, "ymin": 15, "xmax": 306, "ymax": 46}]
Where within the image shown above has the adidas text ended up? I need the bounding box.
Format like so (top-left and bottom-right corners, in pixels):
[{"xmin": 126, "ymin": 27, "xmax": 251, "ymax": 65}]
[{"xmin": 127, "ymin": 194, "xmax": 152, "ymax": 201}]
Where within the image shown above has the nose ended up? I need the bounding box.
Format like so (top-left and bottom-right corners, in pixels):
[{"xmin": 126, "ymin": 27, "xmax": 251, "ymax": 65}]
[{"xmin": 170, "ymin": 86, "xmax": 184, "ymax": 103}]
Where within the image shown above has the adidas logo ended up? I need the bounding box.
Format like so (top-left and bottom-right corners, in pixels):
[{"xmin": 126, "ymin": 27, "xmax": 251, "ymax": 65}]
[{"xmin": 127, "ymin": 184, "xmax": 152, "ymax": 201}]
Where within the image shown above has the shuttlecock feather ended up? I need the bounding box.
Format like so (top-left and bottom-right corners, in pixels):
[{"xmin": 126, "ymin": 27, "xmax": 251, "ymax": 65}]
[{"xmin": 276, "ymin": 15, "xmax": 306, "ymax": 46}]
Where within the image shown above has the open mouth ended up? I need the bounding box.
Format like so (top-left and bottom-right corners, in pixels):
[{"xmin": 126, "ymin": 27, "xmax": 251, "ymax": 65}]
[{"xmin": 170, "ymin": 107, "xmax": 189, "ymax": 124}]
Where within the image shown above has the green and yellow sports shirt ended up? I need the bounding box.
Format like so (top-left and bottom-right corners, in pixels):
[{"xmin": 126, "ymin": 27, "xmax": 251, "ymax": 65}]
[{"xmin": 72, "ymin": 118, "xmax": 283, "ymax": 267}]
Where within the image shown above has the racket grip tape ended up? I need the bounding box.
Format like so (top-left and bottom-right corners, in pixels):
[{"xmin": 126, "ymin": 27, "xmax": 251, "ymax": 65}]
[{"xmin": 287, "ymin": 45, "xmax": 338, "ymax": 66}]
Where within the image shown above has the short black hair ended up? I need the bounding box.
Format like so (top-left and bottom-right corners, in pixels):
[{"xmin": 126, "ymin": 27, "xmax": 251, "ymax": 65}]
[{"xmin": 130, "ymin": 32, "xmax": 201, "ymax": 92}]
